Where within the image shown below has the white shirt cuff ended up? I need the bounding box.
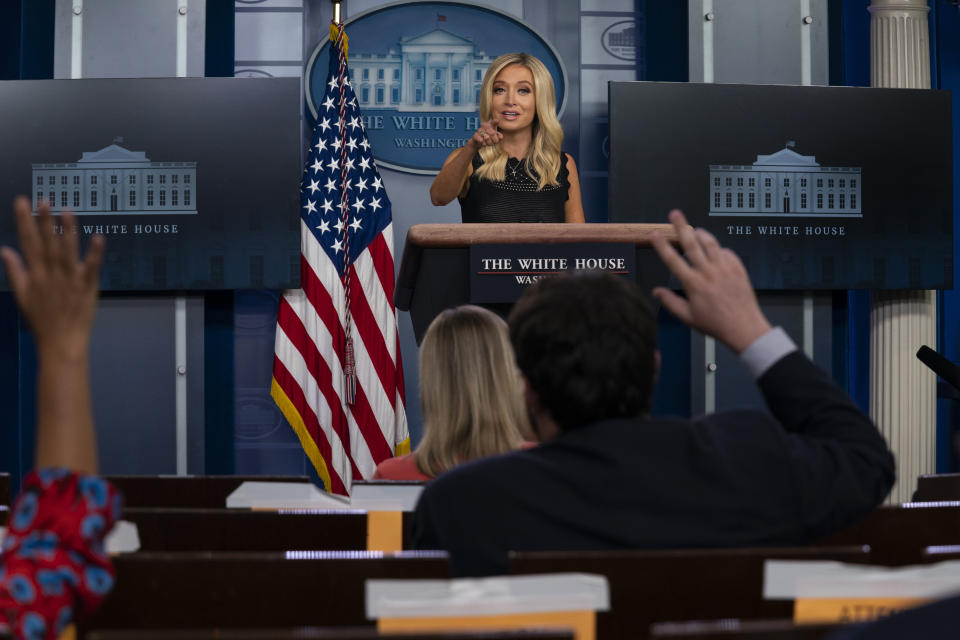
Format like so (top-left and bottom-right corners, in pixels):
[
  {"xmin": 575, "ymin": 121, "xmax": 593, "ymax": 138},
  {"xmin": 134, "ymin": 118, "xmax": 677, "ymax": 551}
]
[{"xmin": 739, "ymin": 327, "xmax": 797, "ymax": 379}]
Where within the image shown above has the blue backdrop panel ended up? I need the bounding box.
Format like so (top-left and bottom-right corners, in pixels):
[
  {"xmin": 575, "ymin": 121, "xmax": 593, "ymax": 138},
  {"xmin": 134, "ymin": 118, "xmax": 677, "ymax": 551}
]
[
  {"xmin": 0, "ymin": 78, "xmax": 301, "ymax": 291},
  {"xmin": 836, "ymin": 0, "xmax": 872, "ymax": 417},
  {"xmin": 609, "ymin": 82, "xmax": 953, "ymax": 291},
  {"xmin": 932, "ymin": 0, "xmax": 960, "ymax": 472},
  {"xmin": 2, "ymin": 0, "xmax": 53, "ymax": 495}
]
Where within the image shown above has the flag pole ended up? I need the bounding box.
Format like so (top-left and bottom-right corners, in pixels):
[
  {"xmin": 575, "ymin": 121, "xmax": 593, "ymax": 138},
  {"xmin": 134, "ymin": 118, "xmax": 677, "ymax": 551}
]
[{"xmin": 330, "ymin": 0, "xmax": 357, "ymax": 404}]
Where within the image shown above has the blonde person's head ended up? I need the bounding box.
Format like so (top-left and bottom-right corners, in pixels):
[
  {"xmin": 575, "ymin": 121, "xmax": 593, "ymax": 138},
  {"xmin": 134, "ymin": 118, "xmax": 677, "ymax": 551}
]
[
  {"xmin": 413, "ymin": 305, "xmax": 530, "ymax": 477},
  {"xmin": 475, "ymin": 52, "xmax": 564, "ymax": 189}
]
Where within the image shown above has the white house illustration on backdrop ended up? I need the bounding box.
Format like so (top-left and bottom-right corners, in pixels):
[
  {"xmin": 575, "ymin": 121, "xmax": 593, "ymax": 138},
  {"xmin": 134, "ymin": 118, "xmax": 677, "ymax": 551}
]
[
  {"xmin": 708, "ymin": 145, "xmax": 862, "ymax": 218},
  {"xmin": 349, "ymin": 28, "xmax": 494, "ymax": 111},
  {"xmin": 32, "ymin": 143, "xmax": 198, "ymax": 215}
]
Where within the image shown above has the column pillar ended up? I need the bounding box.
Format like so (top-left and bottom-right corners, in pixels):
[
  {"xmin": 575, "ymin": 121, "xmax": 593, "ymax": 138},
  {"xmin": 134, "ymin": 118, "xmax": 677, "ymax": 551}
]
[
  {"xmin": 445, "ymin": 52, "xmax": 453, "ymax": 107},
  {"xmin": 868, "ymin": 0, "xmax": 935, "ymax": 503},
  {"xmin": 402, "ymin": 53, "xmax": 411, "ymax": 108}
]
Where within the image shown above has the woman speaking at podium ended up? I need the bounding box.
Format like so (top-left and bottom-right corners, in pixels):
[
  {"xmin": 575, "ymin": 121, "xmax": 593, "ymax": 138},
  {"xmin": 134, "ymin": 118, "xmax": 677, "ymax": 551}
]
[{"xmin": 429, "ymin": 52, "xmax": 585, "ymax": 223}]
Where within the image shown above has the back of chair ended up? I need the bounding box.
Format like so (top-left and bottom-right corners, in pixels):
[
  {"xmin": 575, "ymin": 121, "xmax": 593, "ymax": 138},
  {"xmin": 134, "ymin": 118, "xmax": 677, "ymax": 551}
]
[
  {"xmin": 649, "ymin": 619, "xmax": 840, "ymax": 639},
  {"xmin": 106, "ymin": 474, "xmax": 311, "ymax": 508},
  {"xmin": 0, "ymin": 472, "xmax": 9, "ymax": 507},
  {"xmin": 510, "ymin": 546, "xmax": 872, "ymax": 640},
  {"xmin": 816, "ymin": 504, "xmax": 960, "ymax": 564},
  {"xmin": 913, "ymin": 473, "xmax": 960, "ymax": 501},
  {"xmin": 85, "ymin": 552, "xmax": 450, "ymax": 631},
  {"xmin": 86, "ymin": 629, "xmax": 576, "ymax": 640},
  {"xmin": 122, "ymin": 508, "xmax": 370, "ymax": 552}
]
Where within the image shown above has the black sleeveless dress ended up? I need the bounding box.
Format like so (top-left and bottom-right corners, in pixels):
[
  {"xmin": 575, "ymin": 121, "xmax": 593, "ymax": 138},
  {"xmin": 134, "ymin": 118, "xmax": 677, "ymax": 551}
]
[{"xmin": 458, "ymin": 154, "xmax": 570, "ymax": 223}]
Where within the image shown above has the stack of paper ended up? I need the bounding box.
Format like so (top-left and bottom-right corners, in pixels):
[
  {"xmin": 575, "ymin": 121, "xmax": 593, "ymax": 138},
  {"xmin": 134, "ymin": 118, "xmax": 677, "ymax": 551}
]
[{"xmin": 226, "ymin": 480, "xmax": 422, "ymax": 511}]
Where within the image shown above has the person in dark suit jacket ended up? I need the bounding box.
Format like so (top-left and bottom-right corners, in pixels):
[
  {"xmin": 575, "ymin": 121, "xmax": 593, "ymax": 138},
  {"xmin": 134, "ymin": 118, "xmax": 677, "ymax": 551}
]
[{"xmin": 412, "ymin": 209, "xmax": 895, "ymax": 577}]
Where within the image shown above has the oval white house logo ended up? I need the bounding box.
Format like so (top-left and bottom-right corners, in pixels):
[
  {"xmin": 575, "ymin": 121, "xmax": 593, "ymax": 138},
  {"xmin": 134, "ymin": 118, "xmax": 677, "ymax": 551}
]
[
  {"xmin": 601, "ymin": 20, "xmax": 636, "ymax": 62},
  {"xmin": 305, "ymin": 1, "xmax": 567, "ymax": 175}
]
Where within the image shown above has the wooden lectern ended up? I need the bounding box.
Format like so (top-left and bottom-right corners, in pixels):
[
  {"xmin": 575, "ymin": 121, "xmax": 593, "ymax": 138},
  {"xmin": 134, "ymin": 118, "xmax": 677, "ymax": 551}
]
[{"xmin": 395, "ymin": 223, "xmax": 677, "ymax": 344}]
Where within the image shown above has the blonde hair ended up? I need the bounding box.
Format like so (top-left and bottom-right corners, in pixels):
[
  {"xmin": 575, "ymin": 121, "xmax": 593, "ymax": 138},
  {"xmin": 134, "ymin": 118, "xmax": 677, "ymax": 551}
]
[
  {"xmin": 474, "ymin": 52, "xmax": 564, "ymax": 190},
  {"xmin": 413, "ymin": 305, "xmax": 530, "ymax": 478}
]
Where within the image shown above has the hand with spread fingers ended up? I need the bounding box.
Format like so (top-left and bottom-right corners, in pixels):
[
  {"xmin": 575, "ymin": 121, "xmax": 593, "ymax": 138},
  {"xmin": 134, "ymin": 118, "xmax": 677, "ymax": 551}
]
[
  {"xmin": 0, "ymin": 197, "xmax": 105, "ymax": 361},
  {"xmin": 470, "ymin": 118, "xmax": 503, "ymax": 150},
  {"xmin": 651, "ymin": 209, "xmax": 772, "ymax": 354}
]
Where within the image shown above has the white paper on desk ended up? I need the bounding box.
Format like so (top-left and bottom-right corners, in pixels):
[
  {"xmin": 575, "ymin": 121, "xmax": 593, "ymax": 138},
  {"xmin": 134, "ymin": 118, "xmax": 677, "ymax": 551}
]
[
  {"xmin": 0, "ymin": 520, "xmax": 140, "ymax": 554},
  {"xmin": 105, "ymin": 520, "xmax": 140, "ymax": 553},
  {"xmin": 226, "ymin": 480, "xmax": 423, "ymax": 511},
  {"xmin": 764, "ymin": 559, "xmax": 960, "ymax": 600},
  {"xmin": 226, "ymin": 481, "xmax": 351, "ymax": 509},
  {"xmin": 366, "ymin": 573, "xmax": 610, "ymax": 619},
  {"xmin": 350, "ymin": 482, "xmax": 423, "ymax": 511}
]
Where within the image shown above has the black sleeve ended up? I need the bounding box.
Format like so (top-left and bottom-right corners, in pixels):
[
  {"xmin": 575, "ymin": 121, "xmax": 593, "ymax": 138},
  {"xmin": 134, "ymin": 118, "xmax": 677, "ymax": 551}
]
[
  {"xmin": 757, "ymin": 351, "xmax": 896, "ymax": 539},
  {"xmin": 411, "ymin": 485, "xmax": 441, "ymax": 551},
  {"xmin": 411, "ymin": 475, "xmax": 509, "ymax": 577}
]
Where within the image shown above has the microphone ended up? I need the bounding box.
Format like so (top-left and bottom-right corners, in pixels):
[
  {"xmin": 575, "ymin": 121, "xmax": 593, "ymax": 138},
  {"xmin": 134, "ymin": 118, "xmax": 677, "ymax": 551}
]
[{"xmin": 916, "ymin": 345, "xmax": 960, "ymax": 392}]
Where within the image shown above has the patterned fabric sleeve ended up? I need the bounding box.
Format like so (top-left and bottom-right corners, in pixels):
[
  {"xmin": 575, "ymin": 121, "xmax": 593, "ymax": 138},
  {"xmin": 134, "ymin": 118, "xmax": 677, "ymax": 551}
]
[{"xmin": 0, "ymin": 469, "xmax": 121, "ymax": 640}]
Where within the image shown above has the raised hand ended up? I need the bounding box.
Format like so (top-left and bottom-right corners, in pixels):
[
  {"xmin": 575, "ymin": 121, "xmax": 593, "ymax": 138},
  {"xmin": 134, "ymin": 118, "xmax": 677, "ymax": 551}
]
[
  {"xmin": 0, "ymin": 197, "xmax": 105, "ymax": 361},
  {"xmin": 651, "ymin": 209, "xmax": 771, "ymax": 354}
]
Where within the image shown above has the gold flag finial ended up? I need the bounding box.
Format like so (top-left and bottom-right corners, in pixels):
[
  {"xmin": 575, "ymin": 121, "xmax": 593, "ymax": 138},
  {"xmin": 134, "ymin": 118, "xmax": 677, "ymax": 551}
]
[
  {"xmin": 331, "ymin": 0, "xmax": 342, "ymax": 26},
  {"xmin": 329, "ymin": 4, "xmax": 348, "ymax": 60}
]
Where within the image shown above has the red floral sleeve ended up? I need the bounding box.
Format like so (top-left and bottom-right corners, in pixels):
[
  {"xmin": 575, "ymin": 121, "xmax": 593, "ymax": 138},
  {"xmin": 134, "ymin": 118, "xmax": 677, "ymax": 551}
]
[{"xmin": 0, "ymin": 469, "xmax": 121, "ymax": 640}]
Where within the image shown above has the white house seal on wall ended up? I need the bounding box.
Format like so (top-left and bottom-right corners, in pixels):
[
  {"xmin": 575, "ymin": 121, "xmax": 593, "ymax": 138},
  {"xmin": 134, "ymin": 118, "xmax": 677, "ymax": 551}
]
[
  {"xmin": 601, "ymin": 20, "xmax": 636, "ymax": 61},
  {"xmin": 305, "ymin": 1, "xmax": 566, "ymax": 175}
]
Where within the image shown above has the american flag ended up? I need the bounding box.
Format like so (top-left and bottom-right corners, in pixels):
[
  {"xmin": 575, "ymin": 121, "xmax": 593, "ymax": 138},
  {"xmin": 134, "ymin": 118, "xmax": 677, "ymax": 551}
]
[{"xmin": 272, "ymin": 23, "xmax": 409, "ymax": 496}]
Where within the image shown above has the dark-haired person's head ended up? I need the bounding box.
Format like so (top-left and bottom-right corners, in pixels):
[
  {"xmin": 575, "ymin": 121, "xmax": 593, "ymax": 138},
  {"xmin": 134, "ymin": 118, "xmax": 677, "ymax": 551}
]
[{"xmin": 508, "ymin": 271, "xmax": 658, "ymax": 434}]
